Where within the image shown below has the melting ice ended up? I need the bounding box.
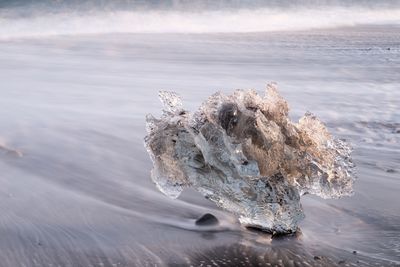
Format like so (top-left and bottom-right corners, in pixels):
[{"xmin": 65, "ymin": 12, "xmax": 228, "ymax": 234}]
[{"xmin": 144, "ymin": 84, "xmax": 355, "ymax": 234}]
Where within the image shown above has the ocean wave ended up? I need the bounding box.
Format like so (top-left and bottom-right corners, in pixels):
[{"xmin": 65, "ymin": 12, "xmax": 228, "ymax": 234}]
[{"xmin": 0, "ymin": 7, "xmax": 399, "ymax": 39}]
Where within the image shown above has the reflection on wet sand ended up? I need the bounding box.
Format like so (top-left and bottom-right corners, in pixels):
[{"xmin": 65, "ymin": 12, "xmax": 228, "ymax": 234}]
[
  {"xmin": 0, "ymin": 25, "xmax": 399, "ymax": 266},
  {"xmin": 171, "ymin": 230, "xmax": 394, "ymax": 267}
]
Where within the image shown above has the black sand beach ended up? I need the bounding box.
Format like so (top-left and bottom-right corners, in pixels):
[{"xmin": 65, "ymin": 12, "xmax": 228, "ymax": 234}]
[{"xmin": 0, "ymin": 1, "xmax": 399, "ymax": 265}]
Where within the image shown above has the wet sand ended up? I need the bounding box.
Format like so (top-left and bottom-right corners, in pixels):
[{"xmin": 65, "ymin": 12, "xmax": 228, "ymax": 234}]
[{"xmin": 0, "ymin": 26, "xmax": 399, "ymax": 266}]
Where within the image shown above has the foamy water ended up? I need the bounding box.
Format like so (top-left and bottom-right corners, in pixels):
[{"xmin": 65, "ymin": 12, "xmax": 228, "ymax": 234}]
[
  {"xmin": 0, "ymin": 1, "xmax": 399, "ymax": 266},
  {"xmin": 1, "ymin": 7, "xmax": 400, "ymax": 39}
]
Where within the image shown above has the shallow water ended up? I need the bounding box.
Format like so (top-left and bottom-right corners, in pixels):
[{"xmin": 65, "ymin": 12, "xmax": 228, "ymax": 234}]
[{"xmin": 0, "ymin": 26, "xmax": 399, "ymax": 266}]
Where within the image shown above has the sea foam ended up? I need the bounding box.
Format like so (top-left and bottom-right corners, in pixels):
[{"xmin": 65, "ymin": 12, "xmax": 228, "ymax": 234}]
[{"xmin": 0, "ymin": 7, "xmax": 399, "ymax": 39}]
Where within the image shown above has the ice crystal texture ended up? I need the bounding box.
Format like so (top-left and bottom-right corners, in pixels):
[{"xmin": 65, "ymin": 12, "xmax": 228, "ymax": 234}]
[{"xmin": 144, "ymin": 84, "xmax": 355, "ymax": 233}]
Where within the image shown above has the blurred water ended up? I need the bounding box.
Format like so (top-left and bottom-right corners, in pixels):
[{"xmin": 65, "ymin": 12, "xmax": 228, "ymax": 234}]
[
  {"xmin": 1, "ymin": 0, "xmax": 400, "ymax": 38},
  {"xmin": 0, "ymin": 26, "xmax": 399, "ymax": 266}
]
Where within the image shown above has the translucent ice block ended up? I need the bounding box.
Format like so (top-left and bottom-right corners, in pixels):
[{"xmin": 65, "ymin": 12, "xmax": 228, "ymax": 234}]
[{"xmin": 144, "ymin": 84, "xmax": 355, "ymax": 233}]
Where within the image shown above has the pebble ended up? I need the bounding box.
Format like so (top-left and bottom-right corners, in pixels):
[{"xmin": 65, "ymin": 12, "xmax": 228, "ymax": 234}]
[{"xmin": 195, "ymin": 213, "xmax": 219, "ymax": 226}]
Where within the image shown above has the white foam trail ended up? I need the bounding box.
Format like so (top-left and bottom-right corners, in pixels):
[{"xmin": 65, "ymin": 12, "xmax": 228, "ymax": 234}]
[{"xmin": 1, "ymin": 7, "xmax": 400, "ymax": 39}]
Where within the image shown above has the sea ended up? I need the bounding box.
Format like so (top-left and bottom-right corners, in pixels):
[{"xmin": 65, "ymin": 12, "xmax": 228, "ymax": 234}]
[{"xmin": 0, "ymin": 1, "xmax": 399, "ymax": 266}]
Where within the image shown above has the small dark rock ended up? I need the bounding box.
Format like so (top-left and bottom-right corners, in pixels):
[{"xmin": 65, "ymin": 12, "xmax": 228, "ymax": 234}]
[
  {"xmin": 195, "ymin": 213, "xmax": 219, "ymax": 226},
  {"xmin": 338, "ymin": 260, "xmax": 346, "ymax": 264},
  {"xmin": 270, "ymin": 228, "xmax": 301, "ymax": 241},
  {"xmin": 353, "ymin": 250, "xmax": 357, "ymax": 254},
  {"xmin": 387, "ymin": 47, "xmax": 391, "ymax": 50},
  {"xmin": 247, "ymin": 226, "xmax": 302, "ymax": 239},
  {"xmin": 314, "ymin": 256, "xmax": 322, "ymax": 260},
  {"xmin": 386, "ymin": 169, "xmax": 396, "ymax": 173}
]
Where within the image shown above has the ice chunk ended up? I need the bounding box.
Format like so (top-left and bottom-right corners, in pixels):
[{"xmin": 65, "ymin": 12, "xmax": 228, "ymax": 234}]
[{"xmin": 144, "ymin": 85, "xmax": 355, "ymax": 233}]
